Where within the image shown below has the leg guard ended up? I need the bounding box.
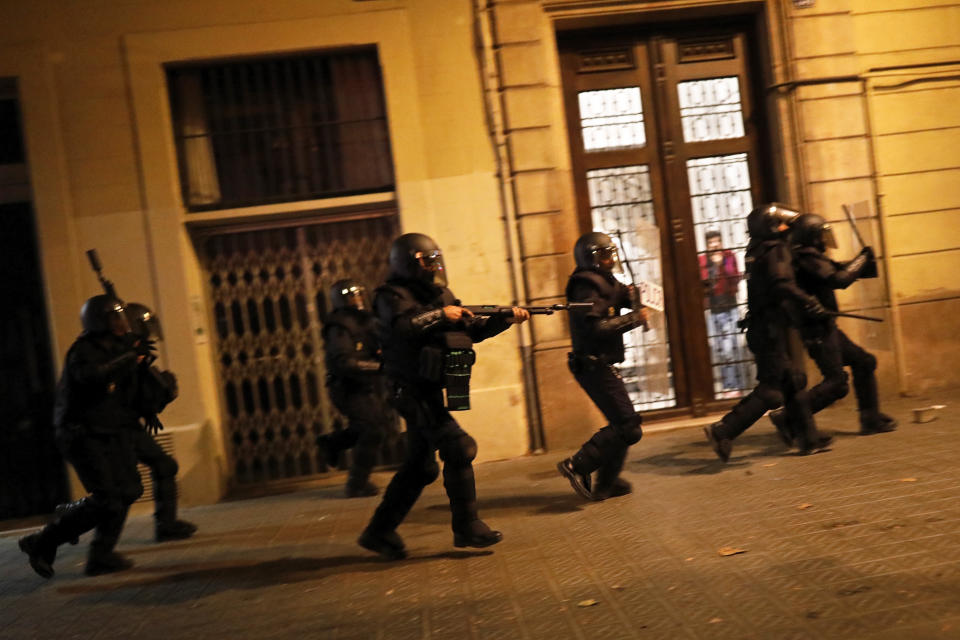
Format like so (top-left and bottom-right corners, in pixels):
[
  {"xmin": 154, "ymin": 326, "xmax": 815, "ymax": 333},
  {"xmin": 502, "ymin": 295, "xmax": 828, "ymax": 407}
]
[
  {"xmin": 365, "ymin": 453, "xmax": 438, "ymax": 534},
  {"xmin": 592, "ymin": 445, "xmax": 629, "ymax": 499},
  {"xmin": 846, "ymin": 342, "xmax": 879, "ymax": 415},
  {"xmin": 437, "ymin": 432, "xmax": 479, "ymax": 530},
  {"xmin": 716, "ymin": 384, "xmax": 782, "ymax": 441},
  {"xmin": 347, "ymin": 420, "xmax": 386, "ymax": 490}
]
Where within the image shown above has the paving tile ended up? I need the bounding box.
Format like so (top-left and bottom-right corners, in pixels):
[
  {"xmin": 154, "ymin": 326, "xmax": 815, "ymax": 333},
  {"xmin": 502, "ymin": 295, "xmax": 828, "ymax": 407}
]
[{"xmin": 3, "ymin": 393, "xmax": 960, "ymax": 638}]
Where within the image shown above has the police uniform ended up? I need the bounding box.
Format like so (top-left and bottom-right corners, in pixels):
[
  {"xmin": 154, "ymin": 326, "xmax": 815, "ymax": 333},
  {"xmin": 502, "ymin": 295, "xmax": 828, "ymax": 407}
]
[
  {"xmin": 778, "ymin": 214, "xmax": 895, "ymax": 435},
  {"xmin": 705, "ymin": 205, "xmax": 831, "ymax": 461},
  {"xmin": 124, "ymin": 301, "xmax": 196, "ymax": 542},
  {"xmin": 358, "ymin": 233, "xmax": 522, "ymax": 560},
  {"xmin": 560, "ymin": 263, "xmax": 646, "ymax": 500},
  {"xmin": 320, "ymin": 303, "xmax": 391, "ymax": 497},
  {"xmin": 19, "ymin": 295, "xmax": 145, "ymax": 578}
]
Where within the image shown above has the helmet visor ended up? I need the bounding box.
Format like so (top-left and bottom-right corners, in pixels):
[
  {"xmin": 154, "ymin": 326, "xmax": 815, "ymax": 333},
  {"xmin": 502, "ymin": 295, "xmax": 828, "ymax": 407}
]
[
  {"xmin": 339, "ymin": 284, "xmax": 367, "ymax": 311},
  {"xmin": 592, "ymin": 243, "xmax": 623, "ymax": 275},
  {"xmin": 107, "ymin": 302, "xmax": 131, "ymax": 336},
  {"xmin": 820, "ymin": 223, "xmax": 838, "ymax": 249},
  {"xmin": 141, "ymin": 310, "xmax": 164, "ymax": 340},
  {"xmin": 414, "ymin": 249, "xmax": 447, "ymax": 287},
  {"xmin": 767, "ymin": 204, "xmax": 802, "ymax": 229}
]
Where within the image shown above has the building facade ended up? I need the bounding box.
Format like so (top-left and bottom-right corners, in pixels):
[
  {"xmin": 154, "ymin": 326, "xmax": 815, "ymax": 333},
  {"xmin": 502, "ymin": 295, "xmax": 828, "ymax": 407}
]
[{"xmin": 1, "ymin": 0, "xmax": 958, "ymax": 512}]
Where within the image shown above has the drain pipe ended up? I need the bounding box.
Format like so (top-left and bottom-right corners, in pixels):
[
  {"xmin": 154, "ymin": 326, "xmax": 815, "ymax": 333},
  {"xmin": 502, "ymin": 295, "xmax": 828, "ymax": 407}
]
[{"xmin": 472, "ymin": 0, "xmax": 546, "ymax": 453}]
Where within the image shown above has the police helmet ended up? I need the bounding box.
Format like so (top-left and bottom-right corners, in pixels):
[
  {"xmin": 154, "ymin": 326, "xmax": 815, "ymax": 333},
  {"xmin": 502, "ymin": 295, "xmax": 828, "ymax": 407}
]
[
  {"xmin": 81, "ymin": 295, "xmax": 129, "ymax": 335},
  {"xmin": 746, "ymin": 203, "xmax": 803, "ymax": 240},
  {"xmin": 573, "ymin": 231, "xmax": 622, "ymax": 274},
  {"xmin": 388, "ymin": 233, "xmax": 447, "ymax": 288},
  {"xmin": 791, "ymin": 213, "xmax": 838, "ymax": 251},
  {"xmin": 329, "ymin": 279, "xmax": 367, "ymax": 311},
  {"xmin": 124, "ymin": 302, "xmax": 164, "ymax": 340}
]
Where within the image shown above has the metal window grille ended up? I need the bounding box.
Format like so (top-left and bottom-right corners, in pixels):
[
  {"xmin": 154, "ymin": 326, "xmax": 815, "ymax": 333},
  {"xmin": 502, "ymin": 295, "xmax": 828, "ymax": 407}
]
[
  {"xmin": 200, "ymin": 214, "xmax": 403, "ymax": 485},
  {"xmin": 167, "ymin": 48, "xmax": 395, "ymax": 211}
]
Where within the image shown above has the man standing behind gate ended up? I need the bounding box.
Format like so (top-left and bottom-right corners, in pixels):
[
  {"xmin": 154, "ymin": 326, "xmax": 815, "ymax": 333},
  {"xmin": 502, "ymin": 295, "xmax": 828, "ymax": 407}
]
[
  {"xmin": 557, "ymin": 231, "xmax": 649, "ymax": 501},
  {"xmin": 357, "ymin": 233, "xmax": 530, "ymax": 560}
]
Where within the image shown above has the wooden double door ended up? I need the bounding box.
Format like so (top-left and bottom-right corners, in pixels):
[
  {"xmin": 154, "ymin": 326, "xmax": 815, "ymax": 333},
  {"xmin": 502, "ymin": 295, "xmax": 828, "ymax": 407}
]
[{"xmin": 560, "ymin": 20, "xmax": 773, "ymax": 417}]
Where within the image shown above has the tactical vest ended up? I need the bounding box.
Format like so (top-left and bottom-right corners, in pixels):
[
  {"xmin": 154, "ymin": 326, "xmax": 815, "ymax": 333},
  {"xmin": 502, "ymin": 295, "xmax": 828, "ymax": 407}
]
[
  {"xmin": 745, "ymin": 239, "xmax": 792, "ymax": 319},
  {"xmin": 322, "ymin": 308, "xmax": 381, "ymax": 368},
  {"xmin": 794, "ymin": 247, "xmax": 840, "ymax": 312},
  {"xmin": 566, "ymin": 268, "xmax": 628, "ymax": 363},
  {"xmin": 375, "ymin": 281, "xmax": 476, "ymax": 410}
]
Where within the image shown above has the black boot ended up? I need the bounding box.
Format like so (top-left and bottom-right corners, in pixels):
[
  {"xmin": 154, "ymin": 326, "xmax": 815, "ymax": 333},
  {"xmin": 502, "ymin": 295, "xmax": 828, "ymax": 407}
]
[
  {"xmin": 704, "ymin": 423, "xmax": 732, "ymax": 463},
  {"xmin": 85, "ymin": 550, "xmax": 134, "ymax": 576},
  {"xmin": 156, "ymin": 519, "xmax": 198, "ymax": 542},
  {"xmin": 557, "ymin": 457, "xmax": 593, "ymax": 500},
  {"xmin": 767, "ymin": 409, "xmax": 793, "ymax": 447},
  {"xmin": 345, "ymin": 480, "xmax": 379, "ymax": 498},
  {"xmin": 358, "ymin": 527, "xmax": 407, "ymax": 560},
  {"xmin": 860, "ymin": 412, "xmax": 897, "ymax": 435},
  {"xmin": 316, "ymin": 434, "xmax": 341, "ymax": 469},
  {"xmin": 798, "ymin": 433, "xmax": 834, "ymax": 455},
  {"xmin": 54, "ymin": 501, "xmax": 82, "ymax": 545},
  {"xmin": 594, "ymin": 477, "xmax": 632, "ymax": 501},
  {"xmin": 592, "ymin": 447, "xmax": 629, "ymax": 500},
  {"xmin": 453, "ymin": 519, "xmax": 503, "ymax": 548},
  {"xmin": 18, "ymin": 532, "xmax": 57, "ymax": 579}
]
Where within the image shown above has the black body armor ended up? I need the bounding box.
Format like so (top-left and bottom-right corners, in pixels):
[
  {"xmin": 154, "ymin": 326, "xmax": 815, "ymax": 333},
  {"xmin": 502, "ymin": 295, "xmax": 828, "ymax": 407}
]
[
  {"xmin": 322, "ymin": 307, "xmax": 382, "ymax": 393},
  {"xmin": 374, "ymin": 278, "xmax": 508, "ymax": 410},
  {"xmin": 566, "ymin": 268, "xmax": 643, "ymax": 364}
]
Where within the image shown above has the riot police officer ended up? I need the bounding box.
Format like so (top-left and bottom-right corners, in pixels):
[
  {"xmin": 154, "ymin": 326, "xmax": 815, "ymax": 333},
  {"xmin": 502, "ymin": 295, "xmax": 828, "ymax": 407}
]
[
  {"xmin": 768, "ymin": 214, "xmax": 896, "ymax": 436},
  {"xmin": 123, "ymin": 302, "xmax": 198, "ymax": 542},
  {"xmin": 19, "ymin": 295, "xmax": 148, "ymax": 578},
  {"xmin": 703, "ymin": 204, "xmax": 832, "ymax": 461},
  {"xmin": 317, "ymin": 279, "xmax": 392, "ymax": 498},
  {"xmin": 556, "ymin": 232, "xmax": 649, "ymax": 501},
  {"xmin": 357, "ymin": 233, "xmax": 529, "ymax": 560}
]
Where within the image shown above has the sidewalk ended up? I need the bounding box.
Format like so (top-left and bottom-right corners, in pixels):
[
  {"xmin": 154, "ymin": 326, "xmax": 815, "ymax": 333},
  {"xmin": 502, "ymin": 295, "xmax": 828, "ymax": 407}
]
[{"xmin": 2, "ymin": 391, "xmax": 959, "ymax": 639}]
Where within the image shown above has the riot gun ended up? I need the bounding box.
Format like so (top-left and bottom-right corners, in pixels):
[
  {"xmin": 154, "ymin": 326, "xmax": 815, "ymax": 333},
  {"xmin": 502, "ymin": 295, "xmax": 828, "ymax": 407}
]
[
  {"xmin": 462, "ymin": 303, "xmax": 594, "ymax": 317},
  {"xmin": 827, "ymin": 310, "xmax": 883, "ymax": 323},
  {"xmin": 86, "ymin": 248, "xmax": 121, "ymax": 302}
]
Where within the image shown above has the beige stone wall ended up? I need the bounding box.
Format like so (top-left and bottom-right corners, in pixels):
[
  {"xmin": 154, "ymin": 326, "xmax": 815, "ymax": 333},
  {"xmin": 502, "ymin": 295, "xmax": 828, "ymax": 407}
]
[
  {"xmin": 785, "ymin": 0, "xmax": 960, "ymax": 394},
  {"xmin": 5, "ymin": 0, "xmax": 959, "ymax": 498},
  {"xmin": 0, "ymin": 0, "xmax": 531, "ymax": 505},
  {"xmin": 489, "ymin": 0, "xmax": 960, "ymax": 447}
]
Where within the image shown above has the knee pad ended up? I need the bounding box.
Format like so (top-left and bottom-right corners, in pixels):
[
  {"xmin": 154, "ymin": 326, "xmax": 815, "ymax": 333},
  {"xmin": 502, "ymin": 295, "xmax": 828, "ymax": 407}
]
[
  {"xmin": 437, "ymin": 433, "xmax": 478, "ymax": 467},
  {"xmin": 88, "ymin": 493, "xmax": 124, "ymax": 517},
  {"xmin": 420, "ymin": 458, "xmax": 441, "ymax": 485},
  {"xmin": 857, "ymin": 351, "xmax": 877, "ymax": 372},
  {"xmin": 614, "ymin": 415, "xmax": 643, "ymax": 445},
  {"xmin": 121, "ymin": 484, "xmax": 144, "ymax": 506},
  {"xmin": 782, "ymin": 369, "xmax": 807, "ymax": 394},
  {"xmin": 152, "ymin": 455, "xmax": 179, "ymax": 479},
  {"xmin": 825, "ymin": 370, "xmax": 850, "ymax": 400},
  {"xmin": 756, "ymin": 385, "xmax": 784, "ymax": 410}
]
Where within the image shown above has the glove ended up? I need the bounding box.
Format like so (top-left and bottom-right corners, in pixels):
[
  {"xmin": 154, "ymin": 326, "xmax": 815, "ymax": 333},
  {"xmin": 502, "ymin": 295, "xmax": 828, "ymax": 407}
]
[
  {"xmin": 135, "ymin": 339, "xmax": 157, "ymax": 359},
  {"xmin": 860, "ymin": 246, "xmax": 878, "ymax": 279},
  {"xmin": 144, "ymin": 414, "xmax": 164, "ymax": 435}
]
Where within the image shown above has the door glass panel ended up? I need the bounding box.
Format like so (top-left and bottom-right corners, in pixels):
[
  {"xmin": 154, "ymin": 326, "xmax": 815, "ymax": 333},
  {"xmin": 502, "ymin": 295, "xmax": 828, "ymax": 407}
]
[
  {"xmin": 677, "ymin": 77, "xmax": 744, "ymax": 143},
  {"xmin": 586, "ymin": 165, "xmax": 677, "ymax": 410},
  {"xmin": 686, "ymin": 153, "xmax": 755, "ymax": 399},
  {"xmin": 578, "ymin": 87, "xmax": 647, "ymax": 152}
]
